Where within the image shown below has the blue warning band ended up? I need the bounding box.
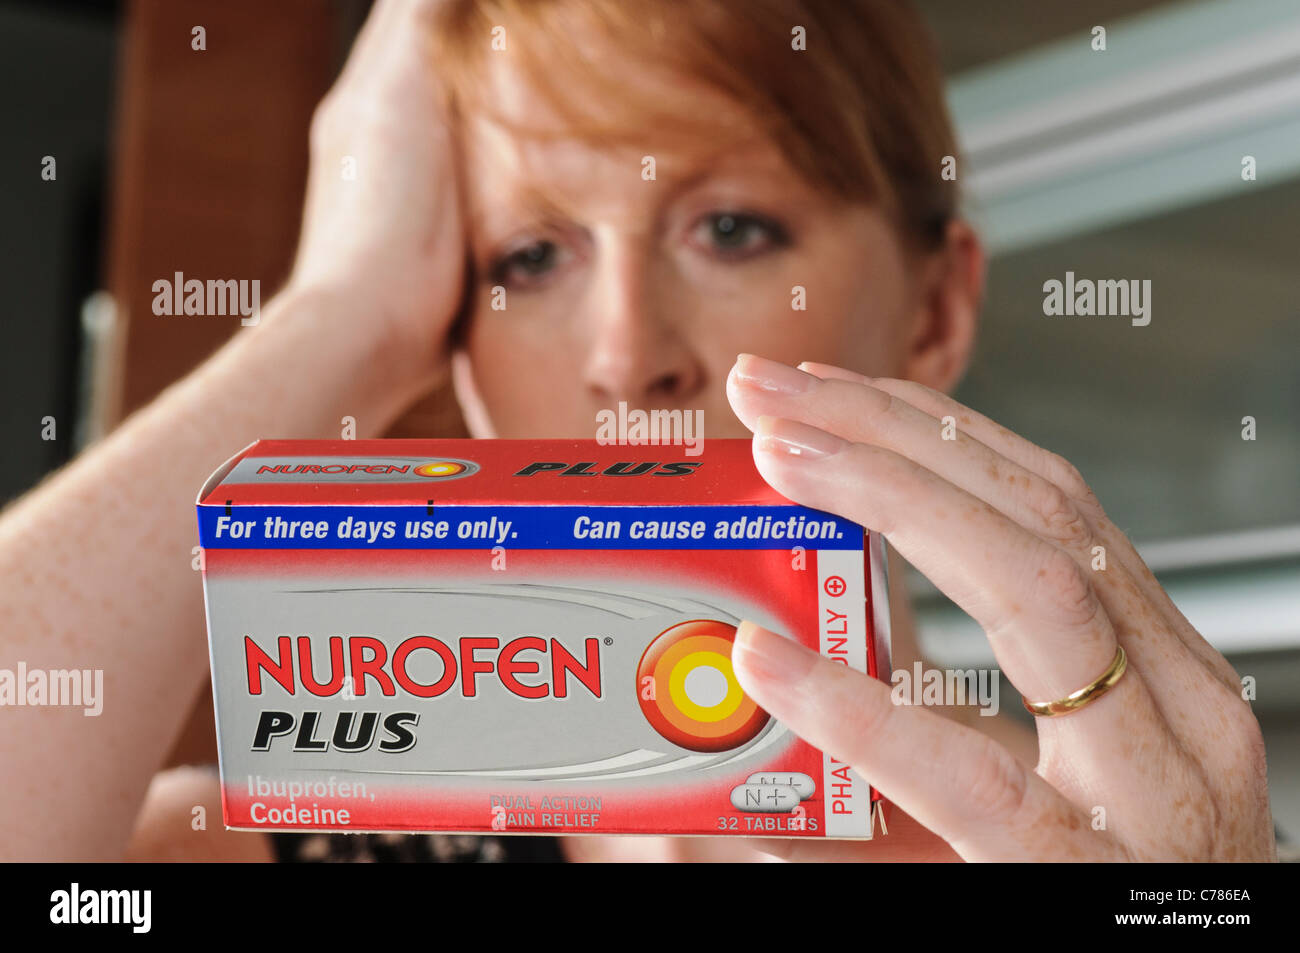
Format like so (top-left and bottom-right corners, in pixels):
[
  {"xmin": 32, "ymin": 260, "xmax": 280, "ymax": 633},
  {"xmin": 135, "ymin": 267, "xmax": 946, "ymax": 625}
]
[{"xmin": 197, "ymin": 504, "xmax": 863, "ymax": 550}]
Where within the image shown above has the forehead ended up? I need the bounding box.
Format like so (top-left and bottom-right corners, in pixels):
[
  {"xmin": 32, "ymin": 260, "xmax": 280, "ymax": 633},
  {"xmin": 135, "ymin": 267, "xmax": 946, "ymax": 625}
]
[{"xmin": 458, "ymin": 49, "xmax": 789, "ymax": 219}]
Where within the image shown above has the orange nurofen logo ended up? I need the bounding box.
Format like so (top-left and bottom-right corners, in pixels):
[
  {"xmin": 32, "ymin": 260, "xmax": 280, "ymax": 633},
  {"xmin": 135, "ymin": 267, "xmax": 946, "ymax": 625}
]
[
  {"xmin": 637, "ymin": 620, "xmax": 770, "ymax": 752},
  {"xmin": 414, "ymin": 460, "xmax": 470, "ymax": 478}
]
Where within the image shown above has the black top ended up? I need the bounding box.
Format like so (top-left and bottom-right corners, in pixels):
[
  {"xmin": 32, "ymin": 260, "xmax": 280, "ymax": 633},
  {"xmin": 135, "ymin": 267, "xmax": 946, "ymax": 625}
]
[{"xmin": 271, "ymin": 831, "xmax": 567, "ymax": 863}]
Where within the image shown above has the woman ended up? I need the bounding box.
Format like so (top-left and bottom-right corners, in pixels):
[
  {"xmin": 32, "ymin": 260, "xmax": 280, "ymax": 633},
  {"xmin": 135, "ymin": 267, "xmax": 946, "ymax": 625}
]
[{"xmin": 0, "ymin": 0, "xmax": 1275, "ymax": 863}]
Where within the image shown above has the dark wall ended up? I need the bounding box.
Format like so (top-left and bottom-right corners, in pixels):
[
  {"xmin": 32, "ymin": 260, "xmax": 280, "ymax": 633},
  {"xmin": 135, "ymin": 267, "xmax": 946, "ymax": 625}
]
[{"xmin": 0, "ymin": 0, "xmax": 119, "ymax": 503}]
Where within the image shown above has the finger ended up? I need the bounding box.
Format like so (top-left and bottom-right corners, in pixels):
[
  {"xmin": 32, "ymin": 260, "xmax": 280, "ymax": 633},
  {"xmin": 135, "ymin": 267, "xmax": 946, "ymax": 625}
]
[
  {"xmin": 731, "ymin": 354, "xmax": 1104, "ymax": 561},
  {"xmin": 749, "ymin": 413, "xmax": 1122, "ymax": 704},
  {"xmin": 745, "ymin": 414, "xmax": 1209, "ymax": 820},
  {"xmin": 796, "ymin": 361, "xmax": 1241, "ymax": 693},
  {"xmin": 760, "ymin": 364, "xmax": 1246, "ymax": 824},
  {"xmin": 797, "ymin": 363, "xmax": 1096, "ymax": 505},
  {"xmin": 727, "ymin": 354, "xmax": 1221, "ymax": 720},
  {"xmin": 339, "ymin": 0, "xmax": 446, "ymax": 89},
  {"xmin": 336, "ymin": 0, "xmax": 408, "ymax": 85},
  {"xmin": 730, "ymin": 621, "xmax": 1124, "ymax": 861}
]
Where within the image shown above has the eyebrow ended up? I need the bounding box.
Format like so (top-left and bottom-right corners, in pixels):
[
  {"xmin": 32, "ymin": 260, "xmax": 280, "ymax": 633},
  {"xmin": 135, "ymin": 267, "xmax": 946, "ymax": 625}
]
[
  {"xmin": 466, "ymin": 133, "xmax": 799, "ymax": 240},
  {"xmin": 468, "ymin": 182, "xmax": 570, "ymax": 236}
]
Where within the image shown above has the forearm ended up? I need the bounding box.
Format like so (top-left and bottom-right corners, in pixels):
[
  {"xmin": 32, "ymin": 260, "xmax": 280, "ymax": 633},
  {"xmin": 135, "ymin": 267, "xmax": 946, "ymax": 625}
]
[{"xmin": 0, "ymin": 283, "xmax": 434, "ymax": 860}]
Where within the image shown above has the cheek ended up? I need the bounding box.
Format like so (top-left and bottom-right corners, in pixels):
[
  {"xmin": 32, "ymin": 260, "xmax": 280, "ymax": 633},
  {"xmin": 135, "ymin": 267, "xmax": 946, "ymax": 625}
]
[
  {"xmin": 459, "ymin": 302, "xmax": 575, "ymax": 431},
  {"xmin": 788, "ymin": 222, "xmax": 912, "ymax": 377},
  {"xmin": 799, "ymin": 279, "xmax": 904, "ymax": 377},
  {"xmin": 693, "ymin": 248, "xmax": 907, "ymax": 378}
]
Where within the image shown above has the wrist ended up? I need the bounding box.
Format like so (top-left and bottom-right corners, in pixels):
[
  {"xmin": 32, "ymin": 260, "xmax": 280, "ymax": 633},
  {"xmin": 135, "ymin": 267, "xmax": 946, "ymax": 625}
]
[
  {"xmin": 220, "ymin": 280, "xmax": 447, "ymax": 438},
  {"xmin": 289, "ymin": 276, "xmax": 447, "ymax": 383}
]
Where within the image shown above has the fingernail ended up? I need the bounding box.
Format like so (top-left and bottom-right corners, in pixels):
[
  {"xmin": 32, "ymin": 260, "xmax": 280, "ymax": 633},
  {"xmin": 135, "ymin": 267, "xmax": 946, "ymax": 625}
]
[
  {"xmin": 797, "ymin": 360, "xmax": 872, "ymax": 385},
  {"xmin": 733, "ymin": 621, "xmax": 818, "ymax": 688},
  {"xmin": 734, "ymin": 354, "xmax": 815, "ymax": 395},
  {"xmin": 755, "ymin": 416, "xmax": 844, "ymax": 460}
]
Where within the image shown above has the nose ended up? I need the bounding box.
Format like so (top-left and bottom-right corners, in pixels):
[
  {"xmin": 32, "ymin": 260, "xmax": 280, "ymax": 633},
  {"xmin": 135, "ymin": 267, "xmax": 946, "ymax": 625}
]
[{"xmin": 580, "ymin": 235, "xmax": 704, "ymax": 408}]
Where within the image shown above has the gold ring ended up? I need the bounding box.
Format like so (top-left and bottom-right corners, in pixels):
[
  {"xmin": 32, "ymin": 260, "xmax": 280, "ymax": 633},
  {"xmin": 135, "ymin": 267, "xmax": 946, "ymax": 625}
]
[{"xmin": 1022, "ymin": 645, "xmax": 1128, "ymax": 717}]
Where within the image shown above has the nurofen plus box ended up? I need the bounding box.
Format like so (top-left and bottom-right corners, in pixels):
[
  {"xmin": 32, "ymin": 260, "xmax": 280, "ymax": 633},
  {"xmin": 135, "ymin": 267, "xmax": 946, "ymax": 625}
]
[{"xmin": 196, "ymin": 439, "xmax": 892, "ymax": 839}]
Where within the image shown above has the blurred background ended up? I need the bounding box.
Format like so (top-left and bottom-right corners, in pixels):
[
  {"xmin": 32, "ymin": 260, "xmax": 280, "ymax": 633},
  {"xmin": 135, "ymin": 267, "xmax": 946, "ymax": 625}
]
[{"xmin": 1, "ymin": 0, "xmax": 1297, "ymax": 851}]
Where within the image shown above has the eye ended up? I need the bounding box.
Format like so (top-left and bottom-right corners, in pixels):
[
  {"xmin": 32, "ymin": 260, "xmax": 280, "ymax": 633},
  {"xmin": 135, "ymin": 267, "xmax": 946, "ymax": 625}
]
[
  {"xmin": 487, "ymin": 239, "xmax": 566, "ymax": 290},
  {"xmin": 690, "ymin": 212, "xmax": 790, "ymax": 259}
]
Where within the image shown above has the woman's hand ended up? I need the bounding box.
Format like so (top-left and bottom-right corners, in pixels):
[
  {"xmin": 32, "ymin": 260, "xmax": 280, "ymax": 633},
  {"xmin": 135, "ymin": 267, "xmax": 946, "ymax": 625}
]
[
  {"xmin": 725, "ymin": 354, "xmax": 1276, "ymax": 862},
  {"xmin": 287, "ymin": 0, "xmax": 464, "ymax": 390}
]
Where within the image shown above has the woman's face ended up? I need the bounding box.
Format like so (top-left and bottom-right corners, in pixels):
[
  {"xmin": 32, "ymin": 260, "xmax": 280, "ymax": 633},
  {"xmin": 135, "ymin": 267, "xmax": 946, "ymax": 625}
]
[{"xmin": 451, "ymin": 57, "xmax": 936, "ymax": 440}]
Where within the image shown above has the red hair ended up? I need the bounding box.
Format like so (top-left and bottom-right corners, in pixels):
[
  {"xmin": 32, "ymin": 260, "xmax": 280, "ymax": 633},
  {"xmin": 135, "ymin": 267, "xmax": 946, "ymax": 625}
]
[{"xmin": 432, "ymin": 0, "xmax": 959, "ymax": 251}]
